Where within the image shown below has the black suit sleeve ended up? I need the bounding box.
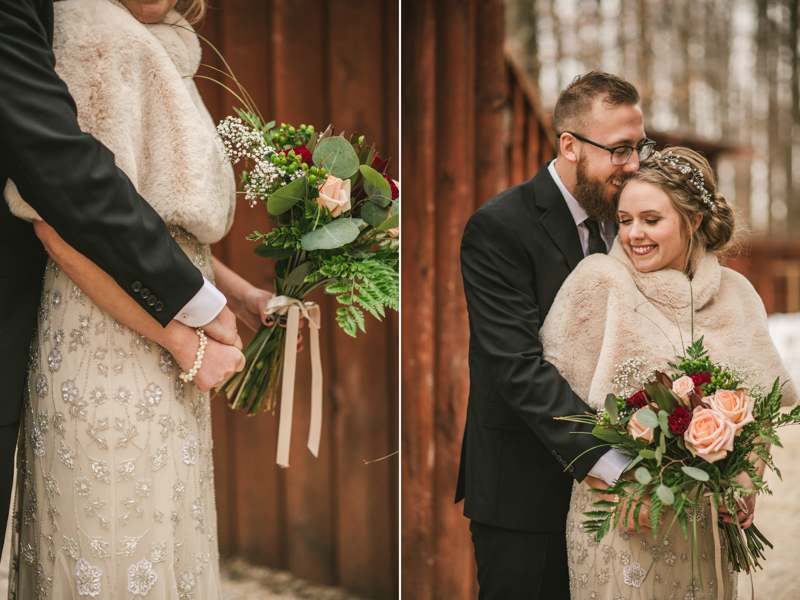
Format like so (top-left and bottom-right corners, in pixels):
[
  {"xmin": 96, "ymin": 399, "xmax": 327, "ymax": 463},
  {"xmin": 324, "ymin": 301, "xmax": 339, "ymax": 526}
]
[
  {"xmin": 460, "ymin": 208, "xmax": 606, "ymax": 481},
  {"xmin": 0, "ymin": 0, "xmax": 203, "ymax": 326}
]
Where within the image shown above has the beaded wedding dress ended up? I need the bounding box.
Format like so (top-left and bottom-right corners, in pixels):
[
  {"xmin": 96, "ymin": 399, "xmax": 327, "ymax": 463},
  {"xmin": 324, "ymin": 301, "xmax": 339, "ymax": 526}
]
[
  {"xmin": 11, "ymin": 230, "xmax": 222, "ymax": 600},
  {"xmin": 566, "ymin": 482, "xmax": 736, "ymax": 600},
  {"xmin": 5, "ymin": 0, "xmax": 236, "ymax": 597}
]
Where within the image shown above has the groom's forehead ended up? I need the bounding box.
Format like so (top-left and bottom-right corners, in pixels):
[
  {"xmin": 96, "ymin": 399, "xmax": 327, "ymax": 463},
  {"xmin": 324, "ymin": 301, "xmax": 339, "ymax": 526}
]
[{"xmin": 585, "ymin": 102, "xmax": 645, "ymax": 143}]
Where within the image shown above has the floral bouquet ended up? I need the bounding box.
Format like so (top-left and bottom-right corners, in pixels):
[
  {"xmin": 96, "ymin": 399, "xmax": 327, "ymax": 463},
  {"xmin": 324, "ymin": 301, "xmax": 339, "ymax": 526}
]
[
  {"xmin": 214, "ymin": 111, "xmax": 399, "ymax": 450},
  {"xmin": 564, "ymin": 337, "xmax": 800, "ymax": 582}
]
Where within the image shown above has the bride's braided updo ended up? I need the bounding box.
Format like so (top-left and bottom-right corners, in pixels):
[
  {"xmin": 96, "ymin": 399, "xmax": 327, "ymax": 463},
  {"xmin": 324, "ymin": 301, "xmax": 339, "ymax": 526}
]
[{"xmin": 619, "ymin": 146, "xmax": 735, "ymax": 256}]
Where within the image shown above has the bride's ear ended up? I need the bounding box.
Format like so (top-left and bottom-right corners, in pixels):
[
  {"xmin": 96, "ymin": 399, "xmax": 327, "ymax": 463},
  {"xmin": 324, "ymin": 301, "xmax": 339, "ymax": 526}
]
[{"xmin": 691, "ymin": 212, "xmax": 703, "ymax": 233}]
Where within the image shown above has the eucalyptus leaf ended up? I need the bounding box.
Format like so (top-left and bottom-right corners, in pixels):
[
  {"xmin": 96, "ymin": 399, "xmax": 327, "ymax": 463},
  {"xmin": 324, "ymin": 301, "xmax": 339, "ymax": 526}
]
[
  {"xmin": 359, "ymin": 165, "xmax": 392, "ymax": 207},
  {"xmin": 362, "ymin": 202, "xmax": 391, "ymax": 228},
  {"xmin": 313, "ymin": 137, "xmax": 359, "ymax": 179},
  {"xmin": 284, "ymin": 261, "xmax": 313, "ymax": 288},
  {"xmin": 659, "ymin": 431, "xmax": 667, "ymax": 453},
  {"xmin": 254, "ymin": 244, "xmax": 296, "ymax": 260},
  {"xmin": 636, "ymin": 409, "xmax": 659, "ymax": 429},
  {"xmin": 267, "ymin": 177, "xmax": 307, "ymax": 215},
  {"xmin": 376, "ymin": 213, "xmax": 399, "ymax": 231},
  {"xmin": 605, "ymin": 394, "xmax": 619, "ymax": 425},
  {"xmin": 301, "ymin": 218, "xmax": 361, "ymax": 251},
  {"xmin": 638, "ymin": 449, "xmax": 656, "ymax": 459},
  {"xmin": 655, "ymin": 447, "xmax": 662, "ymax": 464},
  {"xmin": 656, "ymin": 484, "xmax": 675, "ymax": 505},
  {"xmin": 635, "ymin": 467, "xmax": 652, "ymax": 485},
  {"xmin": 681, "ymin": 466, "xmax": 710, "ymax": 482}
]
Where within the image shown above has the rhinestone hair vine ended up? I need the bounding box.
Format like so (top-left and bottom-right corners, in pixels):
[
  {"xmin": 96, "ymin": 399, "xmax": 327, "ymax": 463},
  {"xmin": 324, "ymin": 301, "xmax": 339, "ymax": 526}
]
[{"xmin": 652, "ymin": 150, "xmax": 715, "ymax": 211}]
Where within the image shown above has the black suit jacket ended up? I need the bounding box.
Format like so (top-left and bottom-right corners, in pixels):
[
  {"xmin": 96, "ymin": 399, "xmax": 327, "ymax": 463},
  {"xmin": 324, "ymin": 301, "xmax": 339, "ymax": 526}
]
[
  {"xmin": 0, "ymin": 0, "xmax": 204, "ymax": 425},
  {"xmin": 456, "ymin": 163, "xmax": 607, "ymax": 533}
]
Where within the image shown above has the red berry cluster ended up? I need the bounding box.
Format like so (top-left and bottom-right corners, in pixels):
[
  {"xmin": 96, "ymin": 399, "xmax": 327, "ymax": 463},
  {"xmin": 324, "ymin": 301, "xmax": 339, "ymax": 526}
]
[
  {"xmin": 668, "ymin": 407, "xmax": 693, "ymax": 435},
  {"xmin": 626, "ymin": 390, "xmax": 650, "ymax": 409}
]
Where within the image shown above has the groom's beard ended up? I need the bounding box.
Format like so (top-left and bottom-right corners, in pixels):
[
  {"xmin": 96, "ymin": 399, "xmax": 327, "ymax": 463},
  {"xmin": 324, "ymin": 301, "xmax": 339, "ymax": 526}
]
[{"xmin": 573, "ymin": 158, "xmax": 620, "ymax": 222}]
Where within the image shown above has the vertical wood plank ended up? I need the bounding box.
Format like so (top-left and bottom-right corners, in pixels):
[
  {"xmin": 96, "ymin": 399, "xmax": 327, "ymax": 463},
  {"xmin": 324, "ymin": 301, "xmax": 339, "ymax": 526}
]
[{"xmin": 400, "ymin": 0, "xmax": 437, "ymax": 597}]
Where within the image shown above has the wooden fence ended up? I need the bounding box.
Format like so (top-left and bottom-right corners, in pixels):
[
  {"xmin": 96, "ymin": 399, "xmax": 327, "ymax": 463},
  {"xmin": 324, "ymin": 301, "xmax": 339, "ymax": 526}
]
[{"xmin": 193, "ymin": 2, "xmax": 399, "ymax": 599}]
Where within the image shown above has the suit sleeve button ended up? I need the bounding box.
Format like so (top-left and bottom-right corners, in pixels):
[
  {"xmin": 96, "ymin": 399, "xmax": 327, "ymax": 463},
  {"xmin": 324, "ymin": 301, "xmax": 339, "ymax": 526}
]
[
  {"xmin": 147, "ymin": 295, "xmax": 157, "ymax": 306},
  {"xmin": 154, "ymin": 301, "xmax": 164, "ymax": 312},
  {"xmin": 140, "ymin": 288, "xmax": 150, "ymax": 299},
  {"xmin": 131, "ymin": 281, "xmax": 142, "ymax": 293}
]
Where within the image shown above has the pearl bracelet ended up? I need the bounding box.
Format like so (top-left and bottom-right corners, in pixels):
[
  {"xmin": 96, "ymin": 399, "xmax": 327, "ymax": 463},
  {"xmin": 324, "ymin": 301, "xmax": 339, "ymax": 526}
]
[{"xmin": 179, "ymin": 328, "xmax": 207, "ymax": 383}]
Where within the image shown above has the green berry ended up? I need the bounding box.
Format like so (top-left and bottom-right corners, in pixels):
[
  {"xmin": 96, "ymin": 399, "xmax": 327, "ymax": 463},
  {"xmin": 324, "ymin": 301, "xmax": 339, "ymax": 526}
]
[
  {"xmin": 320, "ymin": 168, "xmax": 327, "ymax": 176},
  {"xmin": 288, "ymin": 126, "xmax": 296, "ymax": 135},
  {"xmin": 309, "ymin": 174, "xmax": 317, "ymax": 184},
  {"xmin": 300, "ymin": 124, "xmax": 307, "ymax": 131},
  {"xmin": 310, "ymin": 166, "xmax": 318, "ymax": 175}
]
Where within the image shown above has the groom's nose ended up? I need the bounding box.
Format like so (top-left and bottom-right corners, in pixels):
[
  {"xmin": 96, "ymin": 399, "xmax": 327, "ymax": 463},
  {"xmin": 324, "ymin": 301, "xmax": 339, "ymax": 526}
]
[{"xmin": 623, "ymin": 153, "xmax": 640, "ymax": 173}]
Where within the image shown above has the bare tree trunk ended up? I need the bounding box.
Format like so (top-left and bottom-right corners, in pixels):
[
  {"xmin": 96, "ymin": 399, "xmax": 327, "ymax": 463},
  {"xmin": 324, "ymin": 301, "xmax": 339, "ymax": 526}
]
[
  {"xmin": 675, "ymin": 0, "xmax": 692, "ymax": 130},
  {"xmin": 637, "ymin": 0, "xmax": 653, "ymax": 122},
  {"xmin": 787, "ymin": 0, "xmax": 800, "ymax": 232}
]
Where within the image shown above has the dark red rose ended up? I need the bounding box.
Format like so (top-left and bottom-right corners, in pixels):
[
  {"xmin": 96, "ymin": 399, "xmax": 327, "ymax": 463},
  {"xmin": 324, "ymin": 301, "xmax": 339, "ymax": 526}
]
[
  {"xmin": 625, "ymin": 390, "xmax": 650, "ymax": 409},
  {"xmin": 383, "ymin": 174, "xmax": 399, "ymax": 200},
  {"xmin": 690, "ymin": 372, "xmax": 711, "ymax": 387},
  {"xmin": 668, "ymin": 407, "xmax": 693, "ymax": 435},
  {"xmin": 278, "ymin": 144, "xmax": 313, "ymax": 167}
]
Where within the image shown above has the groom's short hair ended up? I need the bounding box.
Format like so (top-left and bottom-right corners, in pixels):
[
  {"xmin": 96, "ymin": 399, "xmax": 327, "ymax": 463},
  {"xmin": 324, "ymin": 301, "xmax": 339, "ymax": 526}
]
[{"xmin": 553, "ymin": 71, "xmax": 640, "ymax": 138}]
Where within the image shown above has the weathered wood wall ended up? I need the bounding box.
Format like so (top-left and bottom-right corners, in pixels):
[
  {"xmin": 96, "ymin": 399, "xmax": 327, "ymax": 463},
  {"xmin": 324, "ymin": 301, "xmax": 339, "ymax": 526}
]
[
  {"xmin": 193, "ymin": 2, "xmax": 399, "ymax": 599},
  {"xmin": 401, "ymin": 0, "xmax": 555, "ymax": 597}
]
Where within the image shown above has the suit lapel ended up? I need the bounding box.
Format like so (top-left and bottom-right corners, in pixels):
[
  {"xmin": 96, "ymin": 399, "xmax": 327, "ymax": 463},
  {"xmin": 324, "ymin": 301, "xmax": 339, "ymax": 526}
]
[{"xmin": 531, "ymin": 165, "xmax": 584, "ymax": 271}]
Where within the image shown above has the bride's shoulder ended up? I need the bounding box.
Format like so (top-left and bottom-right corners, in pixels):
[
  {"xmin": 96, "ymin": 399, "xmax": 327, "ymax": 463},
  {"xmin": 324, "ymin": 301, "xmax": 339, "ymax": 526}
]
[{"xmin": 53, "ymin": 0, "xmax": 157, "ymax": 56}]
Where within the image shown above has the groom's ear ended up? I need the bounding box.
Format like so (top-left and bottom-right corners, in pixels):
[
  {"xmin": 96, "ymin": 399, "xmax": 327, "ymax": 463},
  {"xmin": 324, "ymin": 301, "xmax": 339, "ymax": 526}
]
[{"xmin": 558, "ymin": 133, "xmax": 579, "ymax": 163}]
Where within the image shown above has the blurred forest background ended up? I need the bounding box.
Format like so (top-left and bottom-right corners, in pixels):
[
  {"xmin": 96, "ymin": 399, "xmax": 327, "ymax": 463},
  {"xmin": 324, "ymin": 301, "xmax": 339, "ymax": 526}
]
[{"xmin": 506, "ymin": 0, "xmax": 800, "ymax": 237}]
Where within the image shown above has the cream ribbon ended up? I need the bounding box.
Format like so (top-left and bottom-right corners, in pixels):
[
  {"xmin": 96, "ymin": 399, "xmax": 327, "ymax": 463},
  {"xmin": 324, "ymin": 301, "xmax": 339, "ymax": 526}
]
[
  {"xmin": 264, "ymin": 295, "xmax": 323, "ymax": 468},
  {"xmin": 705, "ymin": 491, "xmax": 755, "ymax": 598}
]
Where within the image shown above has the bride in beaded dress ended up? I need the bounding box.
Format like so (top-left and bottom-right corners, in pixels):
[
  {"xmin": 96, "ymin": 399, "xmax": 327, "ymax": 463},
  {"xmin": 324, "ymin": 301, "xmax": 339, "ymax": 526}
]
[
  {"xmin": 540, "ymin": 148, "xmax": 797, "ymax": 599},
  {"xmin": 2, "ymin": 0, "xmax": 278, "ymax": 598}
]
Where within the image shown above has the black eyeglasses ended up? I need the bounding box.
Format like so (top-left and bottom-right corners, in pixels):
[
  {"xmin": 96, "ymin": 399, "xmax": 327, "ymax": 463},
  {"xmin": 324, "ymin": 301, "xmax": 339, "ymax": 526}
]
[{"xmin": 559, "ymin": 132, "xmax": 656, "ymax": 165}]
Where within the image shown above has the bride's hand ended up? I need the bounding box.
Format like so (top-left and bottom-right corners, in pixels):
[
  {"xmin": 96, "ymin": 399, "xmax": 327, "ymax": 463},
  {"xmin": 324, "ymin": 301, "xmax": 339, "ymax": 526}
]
[
  {"xmin": 235, "ymin": 286, "xmax": 274, "ymax": 332},
  {"xmin": 235, "ymin": 286, "xmax": 306, "ymax": 351},
  {"xmin": 163, "ymin": 322, "xmax": 245, "ymax": 392},
  {"xmin": 718, "ymin": 471, "xmax": 757, "ymax": 529}
]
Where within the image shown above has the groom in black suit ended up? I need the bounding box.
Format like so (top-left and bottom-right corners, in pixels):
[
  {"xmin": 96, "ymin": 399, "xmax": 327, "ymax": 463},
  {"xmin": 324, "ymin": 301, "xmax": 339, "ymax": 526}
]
[
  {"xmin": 0, "ymin": 0, "xmax": 243, "ymax": 554},
  {"xmin": 457, "ymin": 72, "xmax": 656, "ymax": 598}
]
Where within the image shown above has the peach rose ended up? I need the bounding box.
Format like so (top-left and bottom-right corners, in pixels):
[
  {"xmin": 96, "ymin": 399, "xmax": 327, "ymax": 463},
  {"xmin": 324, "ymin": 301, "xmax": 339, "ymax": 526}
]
[
  {"xmin": 672, "ymin": 375, "xmax": 695, "ymax": 403},
  {"xmin": 683, "ymin": 407, "xmax": 737, "ymax": 463},
  {"xmin": 705, "ymin": 389, "xmax": 755, "ymax": 434},
  {"xmin": 317, "ymin": 176, "xmax": 351, "ymax": 217},
  {"xmin": 628, "ymin": 409, "xmax": 655, "ymax": 444}
]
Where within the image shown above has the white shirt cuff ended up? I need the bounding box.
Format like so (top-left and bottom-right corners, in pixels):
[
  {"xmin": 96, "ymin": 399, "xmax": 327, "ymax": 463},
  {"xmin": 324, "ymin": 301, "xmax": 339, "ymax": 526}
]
[
  {"xmin": 174, "ymin": 277, "xmax": 227, "ymax": 327},
  {"xmin": 587, "ymin": 449, "xmax": 632, "ymax": 485}
]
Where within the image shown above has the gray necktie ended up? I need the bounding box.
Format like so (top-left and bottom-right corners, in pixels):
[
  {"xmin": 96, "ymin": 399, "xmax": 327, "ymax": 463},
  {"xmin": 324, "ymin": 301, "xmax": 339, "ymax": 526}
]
[{"xmin": 585, "ymin": 219, "xmax": 606, "ymax": 255}]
